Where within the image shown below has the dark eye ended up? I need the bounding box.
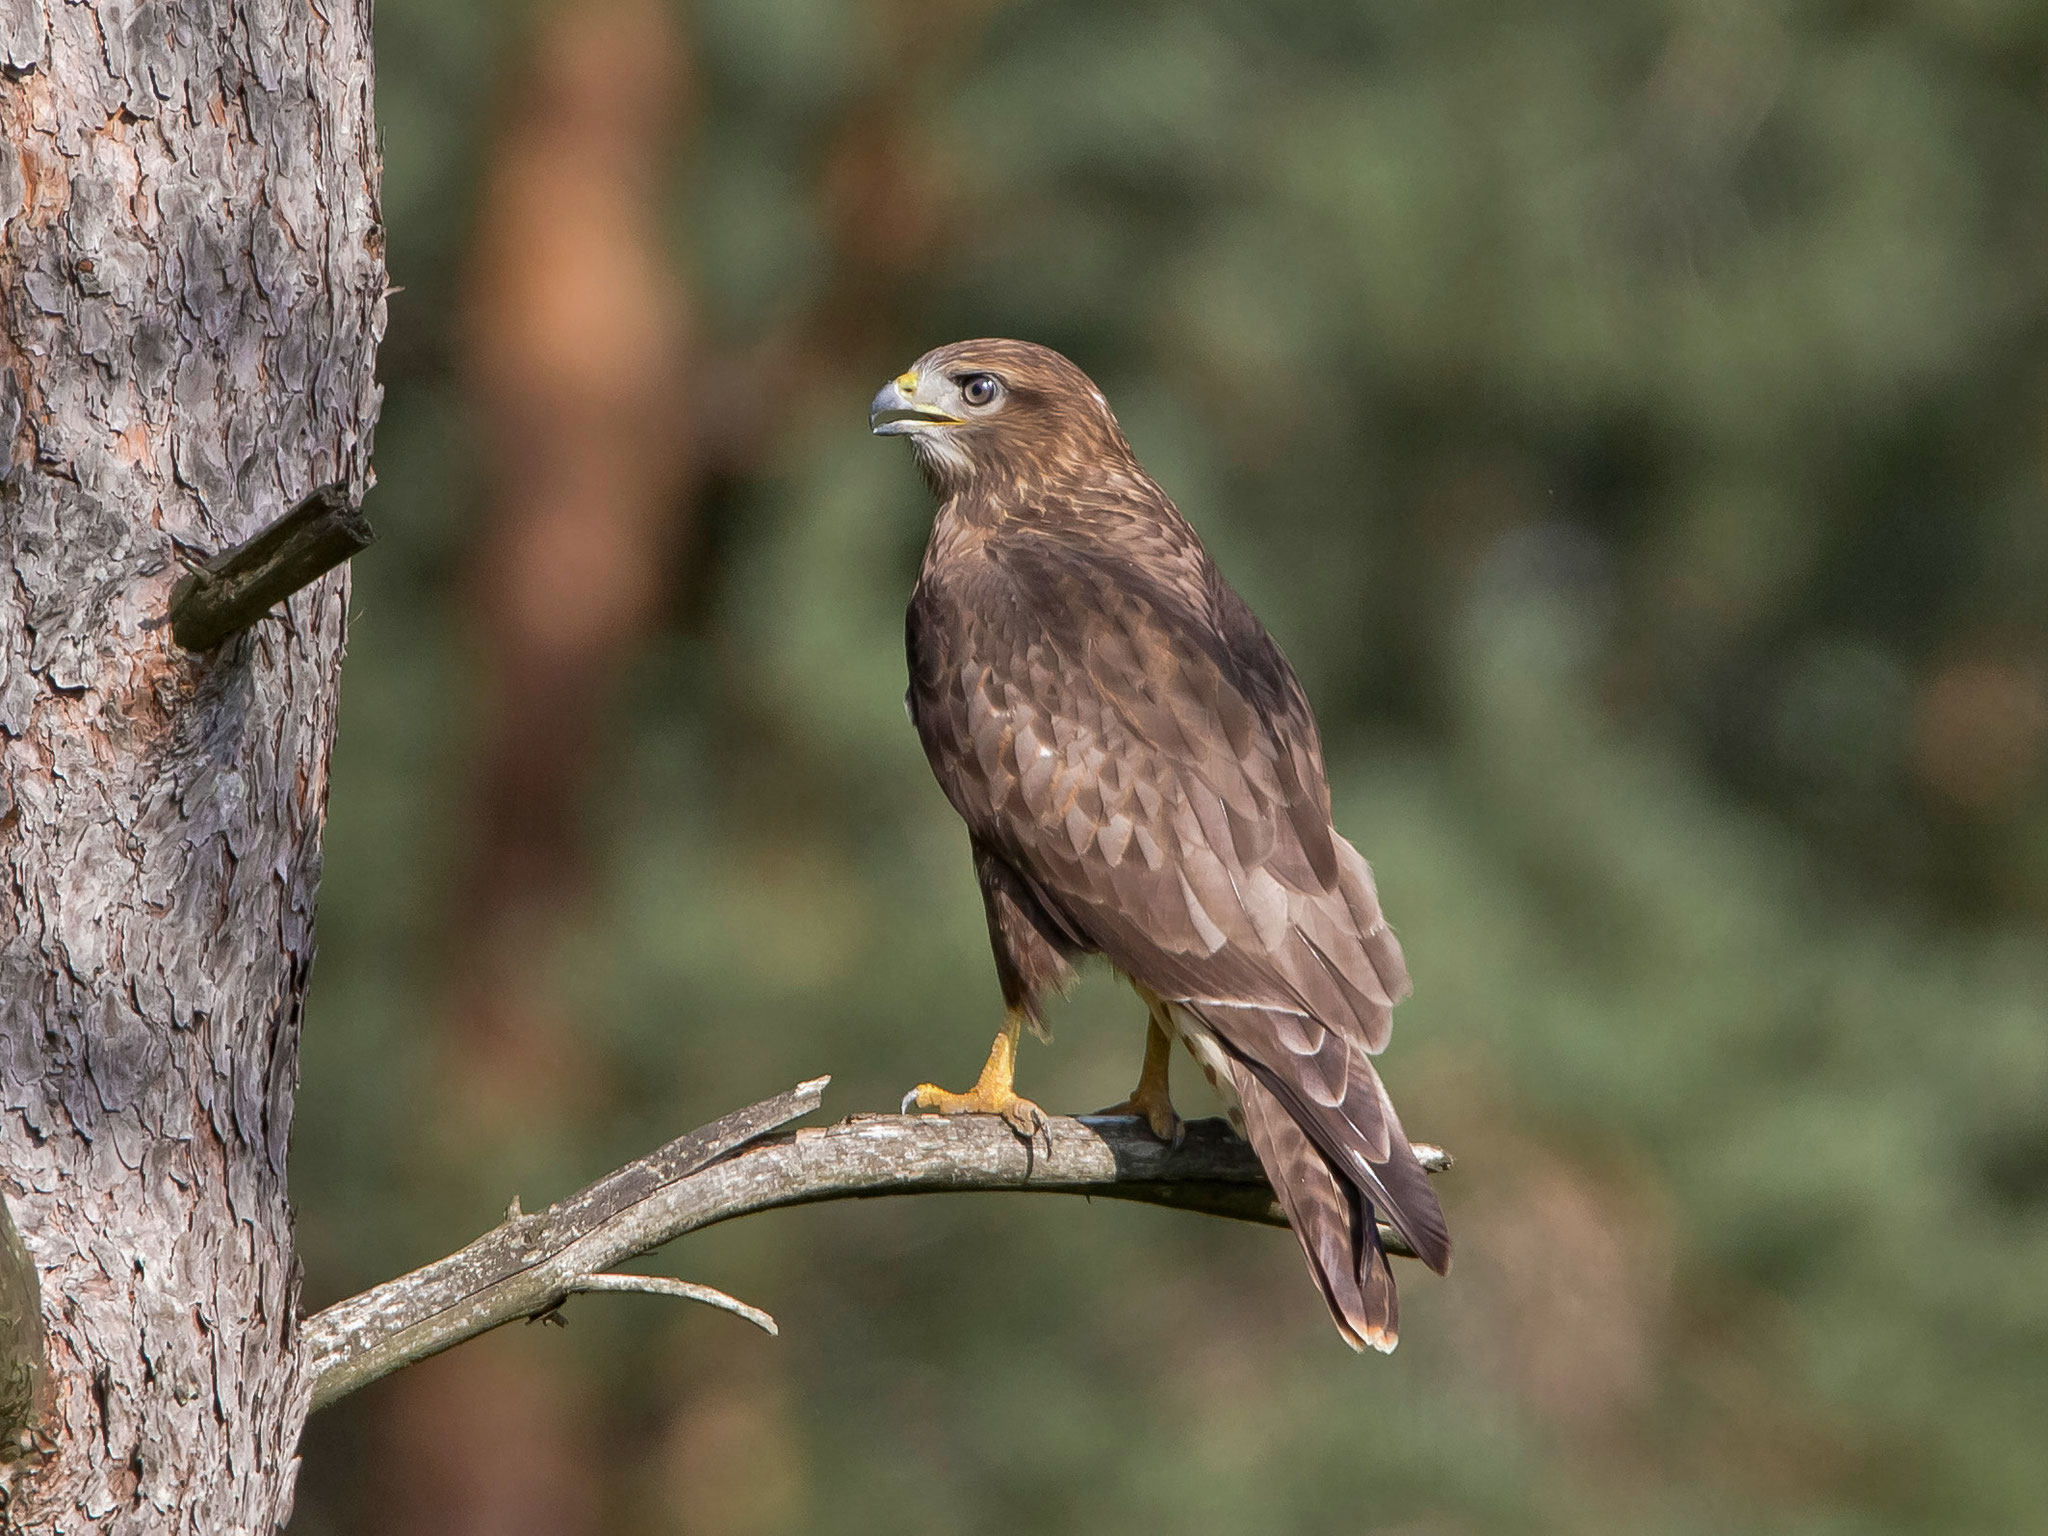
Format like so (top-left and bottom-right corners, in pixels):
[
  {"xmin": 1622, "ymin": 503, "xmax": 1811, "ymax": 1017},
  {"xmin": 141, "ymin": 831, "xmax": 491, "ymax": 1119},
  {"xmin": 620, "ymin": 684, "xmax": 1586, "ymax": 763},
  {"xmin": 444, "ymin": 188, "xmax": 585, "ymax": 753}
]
[{"xmin": 960, "ymin": 374, "xmax": 1000, "ymax": 408}]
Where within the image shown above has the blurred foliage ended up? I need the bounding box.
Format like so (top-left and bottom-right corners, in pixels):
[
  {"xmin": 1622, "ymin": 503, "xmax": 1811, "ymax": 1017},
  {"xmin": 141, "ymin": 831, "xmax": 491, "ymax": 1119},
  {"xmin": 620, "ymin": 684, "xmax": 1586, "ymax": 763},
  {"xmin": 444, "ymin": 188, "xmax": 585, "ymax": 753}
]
[{"xmin": 294, "ymin": 1, "xmax": 2048, "ymax": 1532}]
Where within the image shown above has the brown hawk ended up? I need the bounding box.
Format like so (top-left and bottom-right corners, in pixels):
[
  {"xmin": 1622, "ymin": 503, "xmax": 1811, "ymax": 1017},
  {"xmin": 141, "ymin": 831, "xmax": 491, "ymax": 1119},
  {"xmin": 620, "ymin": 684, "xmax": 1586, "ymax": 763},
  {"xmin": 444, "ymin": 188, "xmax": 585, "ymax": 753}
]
[{"xmin": 872, "ymin": 339, "xmax": 1450, "ymax": 1351}]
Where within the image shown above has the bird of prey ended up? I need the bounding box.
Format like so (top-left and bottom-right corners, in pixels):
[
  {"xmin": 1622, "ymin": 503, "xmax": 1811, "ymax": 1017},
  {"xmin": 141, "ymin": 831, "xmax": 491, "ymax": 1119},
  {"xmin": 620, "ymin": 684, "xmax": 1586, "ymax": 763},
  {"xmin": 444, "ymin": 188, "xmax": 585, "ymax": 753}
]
[{"xmin": 871, "ymin": 339, "xmax": 1449, "ymax": 1351}]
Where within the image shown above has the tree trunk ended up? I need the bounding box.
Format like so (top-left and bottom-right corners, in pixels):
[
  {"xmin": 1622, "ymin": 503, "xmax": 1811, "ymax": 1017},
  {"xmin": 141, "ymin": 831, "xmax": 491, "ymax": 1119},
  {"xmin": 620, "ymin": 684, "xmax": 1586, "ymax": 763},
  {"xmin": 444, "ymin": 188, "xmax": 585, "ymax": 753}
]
[{"xmin": 0, "ymin": 2, "xmax": 382, "ymax": 1530}]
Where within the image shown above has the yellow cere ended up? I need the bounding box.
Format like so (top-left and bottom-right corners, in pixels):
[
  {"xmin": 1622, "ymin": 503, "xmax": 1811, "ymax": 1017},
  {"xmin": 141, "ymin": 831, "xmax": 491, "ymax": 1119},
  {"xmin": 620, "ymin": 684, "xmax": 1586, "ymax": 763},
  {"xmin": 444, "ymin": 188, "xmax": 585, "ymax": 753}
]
[{"xmin": 896, "ymin": 372, "xmax": 919, "ymax": 394}]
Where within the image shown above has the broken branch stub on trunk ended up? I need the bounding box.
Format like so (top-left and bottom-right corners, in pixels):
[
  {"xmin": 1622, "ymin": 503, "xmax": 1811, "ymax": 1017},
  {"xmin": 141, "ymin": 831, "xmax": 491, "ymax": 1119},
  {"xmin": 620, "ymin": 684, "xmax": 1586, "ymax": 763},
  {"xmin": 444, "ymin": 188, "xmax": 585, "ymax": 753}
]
[
  {"xmin": 302, "ymin": 1077, "xmax": 1451, "ymax": 1413},
  {"xmin": 168, "ymin": 482, "xmax": 375, "ymax": 652}
]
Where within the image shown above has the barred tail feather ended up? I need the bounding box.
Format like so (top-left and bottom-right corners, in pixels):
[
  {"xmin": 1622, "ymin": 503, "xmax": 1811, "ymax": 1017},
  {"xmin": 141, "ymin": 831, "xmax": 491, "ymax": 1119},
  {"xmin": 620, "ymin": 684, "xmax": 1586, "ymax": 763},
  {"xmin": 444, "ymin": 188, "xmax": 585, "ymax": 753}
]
[
  {"xmin": 1233, "ymin": 1063, "xmax": 1400, "ymax": 1353},
  {"xmin": 1192, "ymin": 1002, "xmax": 1451, "ymax": 1278}
]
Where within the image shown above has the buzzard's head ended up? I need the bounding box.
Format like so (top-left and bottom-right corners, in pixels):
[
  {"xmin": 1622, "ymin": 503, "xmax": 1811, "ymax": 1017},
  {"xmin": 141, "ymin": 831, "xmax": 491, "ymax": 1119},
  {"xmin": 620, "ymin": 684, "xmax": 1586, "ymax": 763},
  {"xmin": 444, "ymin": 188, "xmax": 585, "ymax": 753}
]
[{"xmin": 870, "ymin": 339, "xmax": 1131, "ymax": 495}]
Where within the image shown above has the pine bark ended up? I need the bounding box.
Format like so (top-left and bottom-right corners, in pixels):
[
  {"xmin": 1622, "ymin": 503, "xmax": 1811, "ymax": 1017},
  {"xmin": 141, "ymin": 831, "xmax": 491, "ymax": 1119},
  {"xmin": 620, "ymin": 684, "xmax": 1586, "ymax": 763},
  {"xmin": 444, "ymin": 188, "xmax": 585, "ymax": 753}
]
[{"xmin": 0, "ymin": 2, "xmax": 382, "ymax": 1530}]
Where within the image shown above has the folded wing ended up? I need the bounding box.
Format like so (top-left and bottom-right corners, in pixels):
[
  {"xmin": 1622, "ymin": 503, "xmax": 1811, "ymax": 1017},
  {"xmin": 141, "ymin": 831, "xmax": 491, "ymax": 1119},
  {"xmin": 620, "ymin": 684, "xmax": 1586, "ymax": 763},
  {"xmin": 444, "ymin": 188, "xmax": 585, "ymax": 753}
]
[{"xmin": 907, "ymin": 530, "xmax": 1451, "ymax": 1333}]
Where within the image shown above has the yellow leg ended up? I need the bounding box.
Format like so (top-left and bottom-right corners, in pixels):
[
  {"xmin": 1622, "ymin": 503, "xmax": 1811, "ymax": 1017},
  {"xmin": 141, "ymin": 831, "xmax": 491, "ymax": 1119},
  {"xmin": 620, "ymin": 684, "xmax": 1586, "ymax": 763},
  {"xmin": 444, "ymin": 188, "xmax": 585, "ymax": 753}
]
[
  {"xmin": 903, "ymin": 1009, "xmax": 1048, "ymax": 1142},
  {"xmin": 1095, "ymin": 1007, "xmax": 1184, "ymax": 1145}
]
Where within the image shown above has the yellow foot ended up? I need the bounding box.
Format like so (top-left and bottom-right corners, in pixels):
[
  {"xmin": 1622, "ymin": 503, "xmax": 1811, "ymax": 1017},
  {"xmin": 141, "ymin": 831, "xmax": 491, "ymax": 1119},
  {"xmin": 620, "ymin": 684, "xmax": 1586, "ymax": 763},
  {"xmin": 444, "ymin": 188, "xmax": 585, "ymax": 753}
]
[
  {"xmin": 902, "ymin": 1081, "xmax": 1049, "ymax": 1143},
  {"xmin": 1092, "ymin": 1086, "xmax": 1184, "ymax": 1146},
  {"xmin": 1095, "ymin": 1004, "xmax": 1185, "ymax": 1145}
]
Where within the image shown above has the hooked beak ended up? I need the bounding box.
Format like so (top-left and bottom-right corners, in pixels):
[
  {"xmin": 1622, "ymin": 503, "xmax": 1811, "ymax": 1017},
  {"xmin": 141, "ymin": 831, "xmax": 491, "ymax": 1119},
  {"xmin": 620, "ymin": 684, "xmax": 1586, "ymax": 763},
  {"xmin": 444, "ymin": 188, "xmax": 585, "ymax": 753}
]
[{"xmin": 870, "ymin": 373, "xmax": 963, "ymax": 435}]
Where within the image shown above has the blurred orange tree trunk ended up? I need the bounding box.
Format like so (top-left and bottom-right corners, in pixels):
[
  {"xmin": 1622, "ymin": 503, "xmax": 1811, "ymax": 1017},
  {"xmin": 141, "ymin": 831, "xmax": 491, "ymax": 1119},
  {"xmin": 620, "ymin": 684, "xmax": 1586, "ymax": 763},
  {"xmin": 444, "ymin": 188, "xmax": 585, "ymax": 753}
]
[
  {"xmin": 368, "ymin": 4, "xmax": 696, "ymax": 1532},
  {"xmin": 450, "ymin": 0, "xmax": 695, "ymax": 1107},
  {"xmin": 0, "ymin": 1, "xmax": 384, "ymax": 1531}
]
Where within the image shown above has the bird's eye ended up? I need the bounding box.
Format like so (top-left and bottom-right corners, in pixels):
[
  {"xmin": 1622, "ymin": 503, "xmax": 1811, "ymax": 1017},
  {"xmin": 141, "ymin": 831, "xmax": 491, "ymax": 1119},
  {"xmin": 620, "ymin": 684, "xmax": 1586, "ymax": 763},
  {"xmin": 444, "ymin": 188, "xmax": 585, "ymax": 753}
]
[{"xmin": 960, "ymin": 374, "xmax": 1000, "ymax": 408}]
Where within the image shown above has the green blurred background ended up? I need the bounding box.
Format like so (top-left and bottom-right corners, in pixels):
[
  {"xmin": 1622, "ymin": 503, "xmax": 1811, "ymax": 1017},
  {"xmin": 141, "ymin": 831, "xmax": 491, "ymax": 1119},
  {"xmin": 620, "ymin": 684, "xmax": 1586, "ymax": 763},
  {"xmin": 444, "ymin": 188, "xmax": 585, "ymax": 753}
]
[{"xmin": 291, "ymin": 1, "xmax": 2048, "ymax": 1531}]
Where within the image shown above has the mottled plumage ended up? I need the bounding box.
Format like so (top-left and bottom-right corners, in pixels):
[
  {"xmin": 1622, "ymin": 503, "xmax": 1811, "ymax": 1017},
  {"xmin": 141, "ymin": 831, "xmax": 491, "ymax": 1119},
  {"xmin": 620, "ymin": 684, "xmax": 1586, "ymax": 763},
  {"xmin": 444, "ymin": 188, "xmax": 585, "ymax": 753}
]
[{"xmin": 875, "ymin": 339, "xmax": 1449, "ymax": 1350}]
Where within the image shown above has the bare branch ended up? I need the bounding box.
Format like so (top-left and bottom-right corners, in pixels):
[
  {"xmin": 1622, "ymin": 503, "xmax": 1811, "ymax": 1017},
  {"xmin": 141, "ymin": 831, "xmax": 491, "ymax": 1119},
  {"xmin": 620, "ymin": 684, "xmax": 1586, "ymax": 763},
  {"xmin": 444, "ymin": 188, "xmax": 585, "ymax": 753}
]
[
  {"xmin": 302, "ymin": 1078, "xmax": 1451, "ymax": 1413},
  {"xmin": 302, "ymin": 1077, "xmax": 828, "ymax": 1411},
  {"xmin": 563, "ymin": 1275, "xmax": 778, "ymax": 1336}
]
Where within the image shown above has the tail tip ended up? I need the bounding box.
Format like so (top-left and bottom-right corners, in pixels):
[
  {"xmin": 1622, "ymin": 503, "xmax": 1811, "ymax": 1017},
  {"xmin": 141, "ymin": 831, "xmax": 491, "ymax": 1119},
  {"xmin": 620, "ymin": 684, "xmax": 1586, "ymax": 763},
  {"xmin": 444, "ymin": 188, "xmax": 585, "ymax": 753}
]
[{"xmin": 1340, "ymin": 1320, "xmax": 1400, "ymax": 1355}]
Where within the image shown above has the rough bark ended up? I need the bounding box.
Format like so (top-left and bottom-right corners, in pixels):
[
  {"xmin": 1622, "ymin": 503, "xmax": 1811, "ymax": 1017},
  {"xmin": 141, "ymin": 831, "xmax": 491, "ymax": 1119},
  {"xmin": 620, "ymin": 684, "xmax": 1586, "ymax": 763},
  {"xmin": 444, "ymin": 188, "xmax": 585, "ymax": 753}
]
[{"xmin": 0, "ymin": 3, "xmax": 383, "ymax": 1531}]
